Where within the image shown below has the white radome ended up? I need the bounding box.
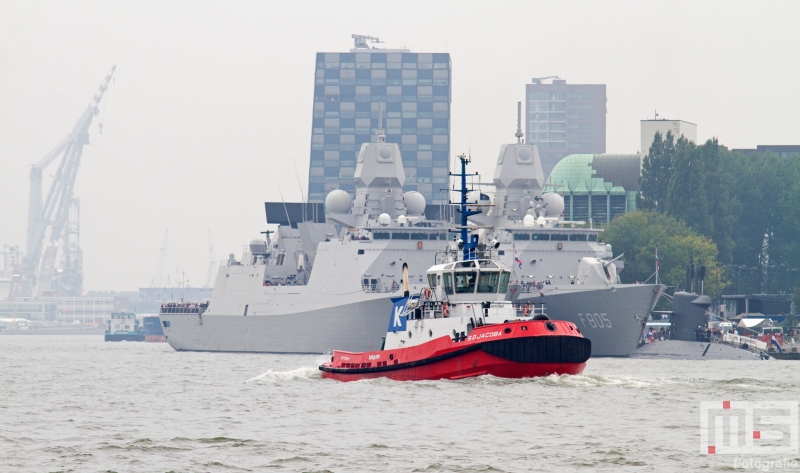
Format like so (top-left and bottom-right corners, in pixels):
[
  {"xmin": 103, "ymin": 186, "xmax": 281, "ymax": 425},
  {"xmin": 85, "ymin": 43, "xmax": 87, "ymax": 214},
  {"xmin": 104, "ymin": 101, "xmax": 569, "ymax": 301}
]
[
  {"xmin": 523, "ymin": 214, "xmax": 535, "ymax": 228},
  {"xmin": 378, "ymin": 213, "xmax": 391, "ymax": 226},
  {"xmin": 403, "ymin": 191, "xmax": 426, "ymax": 215},
  {"xmin": 325, "ymin": 189, "xmax": 353, "ymax": 214},
  {"xmin": 541, "ymin": 192, "xmax": 565, "ymax": 217},
  {"xmin": 397, "ymin": 215, "xmax": 407, "ymax": 225}
]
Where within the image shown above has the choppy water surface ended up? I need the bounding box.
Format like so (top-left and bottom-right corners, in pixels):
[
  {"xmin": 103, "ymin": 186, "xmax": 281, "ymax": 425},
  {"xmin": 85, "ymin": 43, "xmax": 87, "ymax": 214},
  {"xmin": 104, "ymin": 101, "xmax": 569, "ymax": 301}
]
[{"xmin": 1, "ymin": 335, "xmax": 798, "ymax": 472}]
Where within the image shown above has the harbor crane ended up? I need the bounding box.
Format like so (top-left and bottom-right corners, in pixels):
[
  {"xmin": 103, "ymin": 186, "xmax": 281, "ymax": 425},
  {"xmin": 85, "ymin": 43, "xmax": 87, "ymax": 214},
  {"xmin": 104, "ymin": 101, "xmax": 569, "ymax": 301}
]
[
  {"xmin": 531, "ymin": 76, "xmax": 560, "ymax": 84},
  {"xmin": 351, "ymin": 34, "xmax": 383, "ymax": 49},
  {"xmin": 23, "ymin": 65, "xmax": 116, "ymax": 297}
]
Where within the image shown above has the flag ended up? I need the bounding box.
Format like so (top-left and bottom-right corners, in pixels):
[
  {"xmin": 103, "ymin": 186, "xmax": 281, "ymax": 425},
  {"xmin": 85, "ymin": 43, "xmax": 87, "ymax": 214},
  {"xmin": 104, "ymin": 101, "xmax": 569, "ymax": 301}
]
[
  {"xmin": 655, "ymin": 247, "xmax": 659, "ymax": 273},
  {"xmin": 514, "ymin": 251, "xmax": 522, "ymax": 269},
  {"xmin": 771, "ymin": 335, "xmax": 782, "ymax": 353}
]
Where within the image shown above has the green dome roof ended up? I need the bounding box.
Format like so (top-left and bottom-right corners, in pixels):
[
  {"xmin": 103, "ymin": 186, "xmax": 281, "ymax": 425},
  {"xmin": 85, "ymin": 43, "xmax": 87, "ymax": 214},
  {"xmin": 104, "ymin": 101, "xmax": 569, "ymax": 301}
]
[{"xmin": 546, "ymin": 154, "xmax": 641, "ymax": 194}]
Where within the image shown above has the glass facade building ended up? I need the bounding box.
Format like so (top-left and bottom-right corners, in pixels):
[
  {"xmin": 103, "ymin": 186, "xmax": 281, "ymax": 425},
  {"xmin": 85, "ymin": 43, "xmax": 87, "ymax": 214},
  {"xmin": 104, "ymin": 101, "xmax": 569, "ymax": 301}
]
[
  {"xmin": 525, "ymin": 79, "xmax": 606, "ymax": 179},
  {"xmin": 307, "ymin": 50, "xmax": 452, "ymax": 205}
]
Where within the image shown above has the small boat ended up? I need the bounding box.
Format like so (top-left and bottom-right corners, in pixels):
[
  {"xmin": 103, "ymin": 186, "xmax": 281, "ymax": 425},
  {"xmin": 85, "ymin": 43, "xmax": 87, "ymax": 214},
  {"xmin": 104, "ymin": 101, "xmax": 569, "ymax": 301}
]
[
  {"xmin": 105, "ymin": 312, "xmax": 145, "ymax": 342},
  {"xmin": 319, "ymin": 155, "xmax": 591, "ymax": 381}
]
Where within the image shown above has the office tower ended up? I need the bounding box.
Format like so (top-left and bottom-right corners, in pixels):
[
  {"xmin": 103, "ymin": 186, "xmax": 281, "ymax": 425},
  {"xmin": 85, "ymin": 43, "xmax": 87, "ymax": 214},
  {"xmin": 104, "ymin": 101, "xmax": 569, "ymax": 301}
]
[
  {"xmin": 307, "ymin": 36, "xmax": 452, "ymax": 207},
  {"xmin": 526, "ymin": 78, "xmax": 606, "ymax": 178}
]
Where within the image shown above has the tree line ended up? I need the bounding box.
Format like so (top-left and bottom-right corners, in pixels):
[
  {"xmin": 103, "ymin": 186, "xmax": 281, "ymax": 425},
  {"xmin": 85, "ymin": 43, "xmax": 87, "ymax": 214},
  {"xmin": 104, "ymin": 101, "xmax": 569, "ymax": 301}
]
[{"xmin": 603, "ymin": 131, "xmax": 800, "ymax": 300}]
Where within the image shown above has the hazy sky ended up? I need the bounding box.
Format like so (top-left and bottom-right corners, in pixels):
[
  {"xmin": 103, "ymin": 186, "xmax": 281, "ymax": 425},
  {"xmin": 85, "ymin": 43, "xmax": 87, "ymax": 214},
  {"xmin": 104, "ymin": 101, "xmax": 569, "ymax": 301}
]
[{"xmin": 1, "ymin": 1, "xmax": 798, "ymax": 292}]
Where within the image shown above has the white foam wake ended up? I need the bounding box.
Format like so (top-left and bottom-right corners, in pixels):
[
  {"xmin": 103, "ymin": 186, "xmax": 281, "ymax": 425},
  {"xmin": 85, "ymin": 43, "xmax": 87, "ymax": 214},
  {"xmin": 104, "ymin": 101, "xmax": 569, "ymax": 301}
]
[{"xmin": 246, "ymin": 365, "xmax": 322, "ymax": 383}]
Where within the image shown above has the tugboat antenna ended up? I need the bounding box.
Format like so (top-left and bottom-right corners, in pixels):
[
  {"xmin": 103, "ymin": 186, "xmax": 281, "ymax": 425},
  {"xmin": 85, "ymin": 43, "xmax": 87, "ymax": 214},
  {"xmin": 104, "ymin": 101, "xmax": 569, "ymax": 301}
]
[{"xmin": 515, "ymin": 102, "xmax": 524, "ymax": 144}]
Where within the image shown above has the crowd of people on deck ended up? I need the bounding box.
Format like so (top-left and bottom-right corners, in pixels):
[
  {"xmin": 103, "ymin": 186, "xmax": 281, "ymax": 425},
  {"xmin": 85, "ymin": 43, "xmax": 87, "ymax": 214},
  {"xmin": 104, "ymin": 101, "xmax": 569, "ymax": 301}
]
[
  {"xmin": 160, "ymin": 302, "xmax": 208, "ymax": 314},
  {"xmin": 643, "ymin": 327, "xmax": 671, "ymax": 343},
  {"xmin": 520, "ymin": 281, "xmax": 550, "ymax": 293}
]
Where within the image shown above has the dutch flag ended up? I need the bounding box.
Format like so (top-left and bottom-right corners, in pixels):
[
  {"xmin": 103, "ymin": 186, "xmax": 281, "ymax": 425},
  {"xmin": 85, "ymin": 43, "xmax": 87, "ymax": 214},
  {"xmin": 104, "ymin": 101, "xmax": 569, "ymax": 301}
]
[
  {"xmin": 771, "ymin": 335, "xmax": 782, "ymax": 353},
  {"xmin": 514, "ymin": 251, "xmax": 522, "ymax": 269},
  {"xmin": 655, "ymin": 247, "xmax": 659, "ymax": 273}
]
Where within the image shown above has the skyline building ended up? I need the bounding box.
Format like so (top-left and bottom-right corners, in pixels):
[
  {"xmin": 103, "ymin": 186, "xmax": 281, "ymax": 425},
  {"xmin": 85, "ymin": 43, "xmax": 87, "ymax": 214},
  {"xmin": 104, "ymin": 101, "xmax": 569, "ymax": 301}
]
[
  {"xmin": 307, "ymin": 36, "xmax": 452, "ymax": 207},
  {"xmin": 525, "ymin": 78, "xmax": 607, "ymax": 179},
  {"xmin": 640, "ymin": 118, "xmax": 697, "ymax": 159}
]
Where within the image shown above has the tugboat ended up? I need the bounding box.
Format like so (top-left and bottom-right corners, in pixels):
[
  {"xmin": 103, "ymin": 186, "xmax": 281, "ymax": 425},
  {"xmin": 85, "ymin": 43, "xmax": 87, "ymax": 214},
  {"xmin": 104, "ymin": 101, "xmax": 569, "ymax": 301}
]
[{"xmin": 319, "ymin": 155, "xmax": 591, "ymax": 381}]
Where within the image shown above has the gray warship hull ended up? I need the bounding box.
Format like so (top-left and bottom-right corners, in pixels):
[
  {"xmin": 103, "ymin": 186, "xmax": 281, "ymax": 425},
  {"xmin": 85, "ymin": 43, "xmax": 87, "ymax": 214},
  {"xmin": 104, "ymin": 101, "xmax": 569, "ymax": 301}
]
[
  {"xmin": 160, "ymin": 265, "xmax": 658, "ymax": 356},
  {"xmin": 161, "ymin": 298, "xmax": 391, "ymax": 353},
  {"xmin": 517, "ymin": 283, "xmax": 661, "ymax": 356}
]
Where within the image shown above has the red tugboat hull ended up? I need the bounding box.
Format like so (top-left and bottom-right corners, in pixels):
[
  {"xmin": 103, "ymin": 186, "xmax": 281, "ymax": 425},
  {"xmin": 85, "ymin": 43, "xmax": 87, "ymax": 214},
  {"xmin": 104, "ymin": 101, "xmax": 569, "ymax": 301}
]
[{"xmin": 320, "ymin": 320, "xmax": 590, "ymax": 382}]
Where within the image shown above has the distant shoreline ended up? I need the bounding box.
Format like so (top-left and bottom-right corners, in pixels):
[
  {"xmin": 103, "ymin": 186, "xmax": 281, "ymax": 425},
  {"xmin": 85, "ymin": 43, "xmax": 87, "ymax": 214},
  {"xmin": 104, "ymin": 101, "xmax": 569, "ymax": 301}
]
[{"xmin": 0, "ymin": 328, "xmax": 106, "ymax": 336}]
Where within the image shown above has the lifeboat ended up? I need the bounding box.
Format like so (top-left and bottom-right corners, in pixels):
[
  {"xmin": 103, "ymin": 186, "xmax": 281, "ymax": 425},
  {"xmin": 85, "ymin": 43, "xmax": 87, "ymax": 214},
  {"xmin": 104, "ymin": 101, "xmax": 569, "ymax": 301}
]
[{"xmin": 320, "ymin": 155, "xmax": 590, "ymax": 381}]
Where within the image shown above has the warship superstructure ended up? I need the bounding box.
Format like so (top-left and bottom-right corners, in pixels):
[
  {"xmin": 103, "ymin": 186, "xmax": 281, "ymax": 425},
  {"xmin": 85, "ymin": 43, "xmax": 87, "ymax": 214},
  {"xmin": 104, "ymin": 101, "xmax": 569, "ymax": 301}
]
[
  {"xmin": 469, "ymin": 133, "xmax": 663, "ymax": 356},
  {"xmin": 160, "ymin": 118, "xmax": 662, "ymax": 356}
]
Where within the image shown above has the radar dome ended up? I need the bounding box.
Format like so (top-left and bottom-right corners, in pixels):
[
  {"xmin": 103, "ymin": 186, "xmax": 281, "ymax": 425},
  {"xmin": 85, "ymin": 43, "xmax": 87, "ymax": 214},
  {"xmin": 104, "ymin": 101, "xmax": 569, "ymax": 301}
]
[
  {"xmin": 523, "ymin": 214, "xmax": 535, "ymax": 228},
  {"xmin": 403, "ymin": 191, "xmax": 426, "ymax": 215},
  {"xmin": 325, "ymin": 189, "xmax": 353, "ymax": 214},
  {"xmin": 541, "ymin": 192, "xmax": 565, "ymax": 217},
  {"xmin": 378, "ymin": 213, "xmax": 391, "ymax": 226}
]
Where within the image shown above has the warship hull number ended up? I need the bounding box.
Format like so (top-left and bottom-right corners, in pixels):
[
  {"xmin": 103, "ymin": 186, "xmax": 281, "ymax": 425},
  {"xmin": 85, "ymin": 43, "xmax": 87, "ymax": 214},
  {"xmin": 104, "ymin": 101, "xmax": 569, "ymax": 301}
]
[{"xmin": 577, "ymin": 313, "xmax": 612, "ymax": 328}]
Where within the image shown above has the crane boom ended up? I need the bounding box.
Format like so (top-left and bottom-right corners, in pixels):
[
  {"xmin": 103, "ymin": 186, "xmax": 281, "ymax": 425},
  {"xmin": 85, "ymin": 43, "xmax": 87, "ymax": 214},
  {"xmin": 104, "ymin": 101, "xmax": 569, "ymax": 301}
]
[{"xmin": 23, "ymin": 65, "xmax": 117, "ymax": 297}]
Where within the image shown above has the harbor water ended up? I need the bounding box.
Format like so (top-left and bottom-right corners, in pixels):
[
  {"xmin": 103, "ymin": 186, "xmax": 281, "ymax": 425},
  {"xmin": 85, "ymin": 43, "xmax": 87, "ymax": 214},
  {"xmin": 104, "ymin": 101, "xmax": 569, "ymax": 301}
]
[{"xmin": 1, "ymin": 334, "xmax": 798, "ymax": 472}]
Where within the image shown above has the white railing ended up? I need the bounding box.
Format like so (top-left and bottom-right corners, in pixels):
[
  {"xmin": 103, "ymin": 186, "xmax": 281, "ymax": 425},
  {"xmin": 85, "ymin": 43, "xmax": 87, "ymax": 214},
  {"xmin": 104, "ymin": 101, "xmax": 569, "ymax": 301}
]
[{"xmin": 722, "ymin": 332, "xmax": 768, "ymax": 351}]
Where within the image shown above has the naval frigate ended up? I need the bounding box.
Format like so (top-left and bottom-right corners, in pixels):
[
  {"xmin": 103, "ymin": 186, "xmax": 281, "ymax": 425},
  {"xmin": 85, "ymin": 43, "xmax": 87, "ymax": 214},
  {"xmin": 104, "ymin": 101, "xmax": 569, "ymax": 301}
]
[
  {"xmin": 160, "ymin": 123, "xmax": 662, "ymax": 356},
  {"xmin": 468, "ymin": 131, "xmax": 663, "ymax": 357}
]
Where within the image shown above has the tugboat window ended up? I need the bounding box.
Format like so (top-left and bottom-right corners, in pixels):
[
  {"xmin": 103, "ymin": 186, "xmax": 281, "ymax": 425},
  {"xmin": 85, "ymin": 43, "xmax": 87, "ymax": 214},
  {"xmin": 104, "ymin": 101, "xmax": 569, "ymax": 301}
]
[
  {"xmin": 427, "ymin": 274, "xmax": 438, "ymax": 287},
  {"xmin": 442, "ymin": 272, "xmax": 454, "ymax": 295},
  {"xmin": 373, "ymin": 232, "xmax": 390, "ymax": 240},
  {"xmin": 498, "ymin": 271, "xmax": 510, "ymax": 293},
  {"xmin": 455, "ymin": 271, "xmax": 477, "ymax": 293},
  {"xmin": 477, "ymin": 271, "xmax": 499, "ymax": 293},
  {"xmin": 551, "ymin": 234, "xmax": 568, "ymax": 241},
  {"xmin": 410, "ymin": 233, "xmax": 428, "ymax": 240},
  {"xmin": 588, "ymin": 234, "xmax": 598, "ymax": 241},
  {"xmin": 391, "ymin": 232, "xmax": 410, "ymax": 240},
  {"xmin": 513, "ymin": 233, "xmax": 530, "ymax": 241},
  {"xmin": 569, "ymin": 234, "xmax": 587, "ymax": 241},
  {"xmin": 531, "ymin": 233, "xmax": 550, "ymax": 241}
]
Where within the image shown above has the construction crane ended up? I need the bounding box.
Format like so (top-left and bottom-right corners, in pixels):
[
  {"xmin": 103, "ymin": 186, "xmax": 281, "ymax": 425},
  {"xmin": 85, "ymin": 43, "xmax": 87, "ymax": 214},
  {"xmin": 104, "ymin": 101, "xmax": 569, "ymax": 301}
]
[
  {"xmin": 531, "ymin": 76, "xmax": 560, "ymax": 84},
  {"xmin": 150, "ymin": 229, "xmax": 168, "ymax": 287},
  {"xmin": 204, "ymin": 229, "xmax": 216, "ymax": 288},
  {"xmin": 23, "ymin": 65, "xmax": 116, "ymax": 297},
  {"xmin": 351, "ymin": 34, "xmax": 383, "ymax": 49}
]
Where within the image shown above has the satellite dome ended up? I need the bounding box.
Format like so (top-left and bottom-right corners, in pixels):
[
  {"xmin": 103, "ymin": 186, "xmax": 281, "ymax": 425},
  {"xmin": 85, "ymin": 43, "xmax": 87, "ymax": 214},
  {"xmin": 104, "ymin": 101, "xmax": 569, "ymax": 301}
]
[
  {"xmin": 541, "ymin": 192, "xmax": 565, "ymax": 217},
  {"xmin": 325, "ymin": 189, "xmax": 353, "ymax": 214},
  {"xmin": 397, "ymin": 215, "xmax": 407, "ymax": 226},
  {"xmin": 523, "ymin": 214, "xmax": 535, "ymax": 228},
  {"xmin": 378, "ymin": 213, "xmax": 391, "ymax": 226},
  {"xmin": 403, "ymin": 191, "xmax": 426, "ymax": 215}
]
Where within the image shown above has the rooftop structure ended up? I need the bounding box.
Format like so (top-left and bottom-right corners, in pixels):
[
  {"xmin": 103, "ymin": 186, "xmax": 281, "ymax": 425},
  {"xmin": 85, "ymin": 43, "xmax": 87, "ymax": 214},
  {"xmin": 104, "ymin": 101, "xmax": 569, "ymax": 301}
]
[{"xmin": 526, "ymin": 78, "xmax": 607, "ymax": 179}]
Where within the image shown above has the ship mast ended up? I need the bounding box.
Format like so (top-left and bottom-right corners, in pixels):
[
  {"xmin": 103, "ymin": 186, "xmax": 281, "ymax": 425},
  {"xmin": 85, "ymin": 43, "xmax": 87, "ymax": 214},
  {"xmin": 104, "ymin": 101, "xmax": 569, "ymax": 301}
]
[{"xmin": 452, "ymin": 154, "xmax": 481, "ymax": 260}]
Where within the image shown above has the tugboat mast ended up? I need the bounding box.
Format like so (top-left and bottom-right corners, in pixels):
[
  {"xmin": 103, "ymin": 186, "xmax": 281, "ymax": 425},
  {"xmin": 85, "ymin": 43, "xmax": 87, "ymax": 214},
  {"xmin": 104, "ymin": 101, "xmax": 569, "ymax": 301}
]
[{"xmin": 452, "ymin": 154, "xmax": 481, "ymax": 261}]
